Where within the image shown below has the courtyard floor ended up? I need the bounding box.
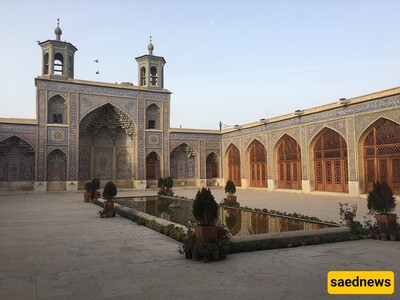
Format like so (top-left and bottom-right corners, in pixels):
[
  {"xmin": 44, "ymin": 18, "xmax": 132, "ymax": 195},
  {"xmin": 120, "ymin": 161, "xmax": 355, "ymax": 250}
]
[{"xmin": 0, "ymin": 189, "xmax": 399, "ymax": 299}]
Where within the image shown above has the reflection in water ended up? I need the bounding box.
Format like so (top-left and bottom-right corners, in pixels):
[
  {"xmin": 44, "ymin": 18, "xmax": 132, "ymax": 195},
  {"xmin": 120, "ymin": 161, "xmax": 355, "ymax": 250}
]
[
  {"xmin": 115, "ymin": 196, "xmax": 196, "ymax": 226},
  {"xmin": 114, "ymin": 196, "xmax": 337, "ymax": 237}
]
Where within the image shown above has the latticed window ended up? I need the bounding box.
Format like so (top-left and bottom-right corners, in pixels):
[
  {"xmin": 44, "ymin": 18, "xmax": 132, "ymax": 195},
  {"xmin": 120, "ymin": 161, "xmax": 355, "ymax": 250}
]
[
  {"xmin": 248, "ymin": 140, "xmax": 267, "ymax": 188},
  {"xmin": 314, "ymin": 128, "xmax": 348, "ymax": 193},
  {"xmin": 363, "ymin": 118, "xmax": 400, "ymax": 193},
  {"xmin": 277, "ymin": 135, "xmax": 302, "ymax": 189},
  {"xmin": 227, "ymin": 144, "xmax": 241, "ymax": 187}
]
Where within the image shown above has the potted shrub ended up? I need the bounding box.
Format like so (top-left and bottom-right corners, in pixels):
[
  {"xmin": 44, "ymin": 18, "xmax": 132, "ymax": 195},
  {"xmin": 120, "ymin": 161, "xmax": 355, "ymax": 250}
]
[
  {"xmin": 157, "ymin": 176, "xmax": 174, "ymax": 197},
  {"xmin": 100, "ymin": 181, "xmax": 117, "ymax": 218},
  {"xmin": 367, "ymin": 181, "xmax": 397, "ymax": 237},
  {"xmin": 225, "ymin": 180, "xmax": 237, "ymax": 204},
  {"xmin": 91, "ymin": 177, "xmax": 100, "ymax": 201},
  {"xmin": 178, "ymin": 227, "xmax": 195, "ymax": 259},
  {"xmin": 339, "ymin": 202, "xmax": 357, "ymax": 227},
  {"xmin": 192, "ymin": 187, "xmax": 219, "ymax": 244},
  {"xmin": 84, "ymin": 182, "xmax": 92, "ymax": 203}
]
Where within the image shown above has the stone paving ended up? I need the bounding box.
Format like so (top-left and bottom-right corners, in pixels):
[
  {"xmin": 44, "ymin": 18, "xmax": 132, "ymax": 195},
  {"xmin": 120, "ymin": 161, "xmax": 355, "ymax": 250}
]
[{"xmin": 0, "ymin": 189, "xmax": 399, "ymax": 299}]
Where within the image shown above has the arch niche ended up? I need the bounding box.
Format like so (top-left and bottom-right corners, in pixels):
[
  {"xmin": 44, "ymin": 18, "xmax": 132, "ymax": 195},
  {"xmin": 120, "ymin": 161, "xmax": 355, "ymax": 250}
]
[
  {"xmin": 313, "ymin": 128, "xmax": 348, "ymax": 193},
  {"xmin": 276, "ymin": 134, "xmax": 302, "ymax": 189},
  {"xmin": 226, "ymin": 144, "xmax": 241, "ymax": 187},
  {"xmin": 47, "ymin": 149, "xmax": 67, "ymax": 191},
  {"xmin": 0, "ymin": 136, "xmax": 35, "ymax": 184},
  {"xmin": 362, "ymin": 118, "xmax": 400, "ymax": 194},
  {"xmin": 247, "ymin": 140, "xmax": 267, "ymax": 188},
  {"xmin": 170, "ymin": 143, "xmax": 197, "ymax": 186},
  {"xmin": 146, "ymin": 151, "xmax": 160, "ymax": 180},
  {"xmin": 78, "ymin": 103, "xmax": 135, "ymax": 185},
  {"xmin": 206, "ymin": 152, "xmax": 219, "ymax": 186}
]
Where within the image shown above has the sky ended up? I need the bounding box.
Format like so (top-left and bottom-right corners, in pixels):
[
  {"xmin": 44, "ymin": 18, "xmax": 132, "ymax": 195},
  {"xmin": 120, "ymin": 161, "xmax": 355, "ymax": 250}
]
[{"xmin": 1, "ymin": 0, "xmax": 399, "ymax": 130}]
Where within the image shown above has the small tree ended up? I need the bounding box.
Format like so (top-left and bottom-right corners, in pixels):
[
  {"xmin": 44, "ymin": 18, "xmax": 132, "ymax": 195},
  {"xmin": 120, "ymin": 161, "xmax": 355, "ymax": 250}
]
[
  {"xmin": 164, "ymin": 176, "xmax": 173, "ymax": 189},
  {"xmin": 157, "ymin": 176, "xmax": 174, "ymax": 196},
  {"xmin": 367, "ymin": 181, "xmax": 396, "ymax": 214},
  {"xmin": 192, "ymin": 188, "xmax": 219, "ymax": 225},
  {"xmin": 157, "ymin": 178, "xmax": 165, "ymax": 189},
  {"xmin": 224, "ymin": 180, "xmax": 236, "ymax": 195},
  {"xmin": 102, "ymin": 181, "xmax": 117, "ymax": 200},
  {"xmin": 91, "ymin": 177, "xmax": 101, "ymax": 200}
]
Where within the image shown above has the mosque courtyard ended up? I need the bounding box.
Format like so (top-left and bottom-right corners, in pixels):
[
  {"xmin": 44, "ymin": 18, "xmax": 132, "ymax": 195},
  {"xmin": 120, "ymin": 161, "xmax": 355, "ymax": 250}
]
[{"xmin": 0, "ymin": 189, "xmax": 399, "ymax": 299}]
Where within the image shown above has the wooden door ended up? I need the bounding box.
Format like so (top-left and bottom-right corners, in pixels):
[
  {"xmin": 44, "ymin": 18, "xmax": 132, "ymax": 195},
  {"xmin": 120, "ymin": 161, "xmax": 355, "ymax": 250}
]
[
  {"xmin": 277, "ymin": 135, "xmax": 302, "ymax": 189},
  {"xmin": 146, "ymin": 163, "xmax": 156, "ymax": 180},
  {"xmin": 314, "ymin": 129, "xmax": 348, "ymax": 193},
  {"xmin": 227, "ymin": 145, "xmax": 241, "ymax": 186}
]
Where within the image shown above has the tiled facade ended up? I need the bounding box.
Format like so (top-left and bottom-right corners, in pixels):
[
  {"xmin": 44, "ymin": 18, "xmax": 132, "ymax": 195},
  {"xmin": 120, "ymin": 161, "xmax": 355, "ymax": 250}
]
[{"xmin": 0, "ymin": 25, "xmax": 400, "ymax": 195}]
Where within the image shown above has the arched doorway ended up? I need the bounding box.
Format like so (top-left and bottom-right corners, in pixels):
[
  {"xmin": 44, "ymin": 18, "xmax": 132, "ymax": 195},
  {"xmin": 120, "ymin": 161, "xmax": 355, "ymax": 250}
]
[
  {"xmin": 170, "ymin": 143, "xmax": 197, "ymax": 186},
  {"xmin": 146, "ymin": 152, "xmax": 160, "ymax": 180},
  {"xmin": 79, "ymin": 104, "xmax": 135, "ymax": 185},
  {"xmin": 206, "ymin": 152, "xmax": 219, "ymax": 178},
  {"xmin": 248, "ymin": 140, "xmax": 267, "ymax": 187},
  {"xmin": 363, "ymin": 118, "xmax": 400, "ymax": 194},
  {"xmin": 206, "ymin": 152, "xmax": 219, "ymax": 186},
  {"xmin": 0, "ymin": 136, "xmax": 35, "ymax": 190},
  {"xmin": 226, "ymin": 144, "xmax": 241, "ymax": 187},
  {"xmin": 313, "ymin": 128, "xmax": 348, "ymax": 192},
  {"xmin": 47, "ymin": 149, "xmax": 67, "ymax": 191},
  {"xmin": 277, "ymin": 135, "xmax": 302, "ymax": 189}
]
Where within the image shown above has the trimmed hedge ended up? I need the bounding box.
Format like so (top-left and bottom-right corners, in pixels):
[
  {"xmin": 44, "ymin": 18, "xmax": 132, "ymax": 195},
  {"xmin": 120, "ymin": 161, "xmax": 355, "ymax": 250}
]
[{"xmin": 228, "ymin": 231, "xmax": 362, "ymax": 254}]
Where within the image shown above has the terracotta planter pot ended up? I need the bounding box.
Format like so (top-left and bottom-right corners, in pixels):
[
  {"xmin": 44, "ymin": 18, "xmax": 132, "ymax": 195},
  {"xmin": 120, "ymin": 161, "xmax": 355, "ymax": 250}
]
[
  {"xmin": 375, "ymin": 214, "xmax": 397, "ymax": 233},
  {"xmin": 84, "ymin": 191, "xmax": 91, "ymax": 203},
  {"xmin": 227, "ymin": 195, "xmax": 237, "ymax": 204},
  {"xmin": 194, "ymin": 225, "xmax": 218, "ymax": 245},
  {"xmin": 104, "ymin": 200, "xmax": 115, "ymax": 217}
]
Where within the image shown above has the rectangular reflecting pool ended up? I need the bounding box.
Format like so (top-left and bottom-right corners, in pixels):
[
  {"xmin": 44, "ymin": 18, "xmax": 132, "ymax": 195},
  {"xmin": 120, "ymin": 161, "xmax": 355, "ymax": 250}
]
[{"xmin": 114, "ymin": 196, "xmax": 338, "ymax": 236}]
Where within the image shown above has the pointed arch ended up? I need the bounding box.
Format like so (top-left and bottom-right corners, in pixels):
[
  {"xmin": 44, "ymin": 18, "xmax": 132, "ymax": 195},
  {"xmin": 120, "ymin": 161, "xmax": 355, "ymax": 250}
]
[
  {"xmin": 146, "ymin": 151, "xmax": 160, "ymax": 180},
  {"xmin": 276, "ymin": 134, "xmax": 302, "ymax": 189},
  {"xmin": 361, "ymin": 118, "xmax": 400, "ymax": 194},
  {"xmin": 0, "ymin": 136, "xmax": 35, "ymax": 182},
  {"xmin": 150, "ymin": 66, "xmax": 158, "ymax": 86},
  {"xmin": 312, "ymin": 128, "xmax": 348, "ymax": 192},
  {"xmin": 47, "ymin": 149, "xmax": 67, "ymax": 181},
  {"xmin": 225, "ymin": 143, "xmax": 241, "ymax": 187},
  {"xmin": 146, "ymin": 103, "xmax": 160, "ymax": 129},
  {"xmin": 53, "ymin": 52, "xmax": 64, "ymax": 75},
  {"xmin": 48, "ymin": 95, "xmax": 67, "ymax": 124},
  {"xmin": 170, "ymin": 143, "xmax": 197, "ymax": 180},
  {"xmin": 79, "ymin": 103, "xmax": 135, "ymax": 183},
  {"xmin": 140, "ymin": 67, "xmax": 146, "ymax": 85},
  {"xmin": 43, "ymin": 52, "xmax": 49, "ymax": 75},
  {"xmin": 206, "ymin": 152, "xmax": 219, "ymax": 179},
  {"xmin": 79, "ymin": 103, "xmax": 136, "ymax": 138},
  {"xmin": 246, "ymin": 139, "xmax": 267, "ymax": 187}
]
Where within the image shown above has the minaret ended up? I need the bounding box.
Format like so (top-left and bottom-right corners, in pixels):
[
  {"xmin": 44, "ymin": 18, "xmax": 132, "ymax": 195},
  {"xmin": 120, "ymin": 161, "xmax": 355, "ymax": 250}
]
[
  {"xmin": 37, "ymin": 19, "xmax": 78, "ymax": 79},
  {"xmin": 135, "ymin": 36, "xmax": 166, "ymax": 88}
]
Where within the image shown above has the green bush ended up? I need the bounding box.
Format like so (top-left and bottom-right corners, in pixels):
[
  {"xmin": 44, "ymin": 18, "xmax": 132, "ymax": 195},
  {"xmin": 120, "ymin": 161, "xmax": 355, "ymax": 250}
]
[
  {"xmin": 224, "ymin": 180, "xmax": 236, "ymax": 195},
  {"xmin": 192, "ymin": 187, "xmax": 219, "ymax": 225},
  {"xmin": 367, "ymin": 181, "xmax": 397, "ymax": 214},
  {"xmin": 103, "ymin": 181, "xmax": 117, "ymax": 200},
  {"xmin": 91, "ymin": 177, "xmax": 100, "ymax": 191}
]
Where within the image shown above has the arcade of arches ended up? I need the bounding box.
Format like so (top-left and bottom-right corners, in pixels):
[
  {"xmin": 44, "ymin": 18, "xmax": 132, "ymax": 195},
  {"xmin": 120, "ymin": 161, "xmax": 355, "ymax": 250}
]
[{"xmin": 223, "ymin": 119, "xmax": 400, "ymax": 194}]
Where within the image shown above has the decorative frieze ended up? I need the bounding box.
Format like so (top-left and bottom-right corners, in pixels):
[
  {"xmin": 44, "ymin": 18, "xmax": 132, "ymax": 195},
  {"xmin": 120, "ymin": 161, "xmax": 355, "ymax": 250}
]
[{"xmin": 38, "ymin": 80, "xmax": 169, "ymax": 101}]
